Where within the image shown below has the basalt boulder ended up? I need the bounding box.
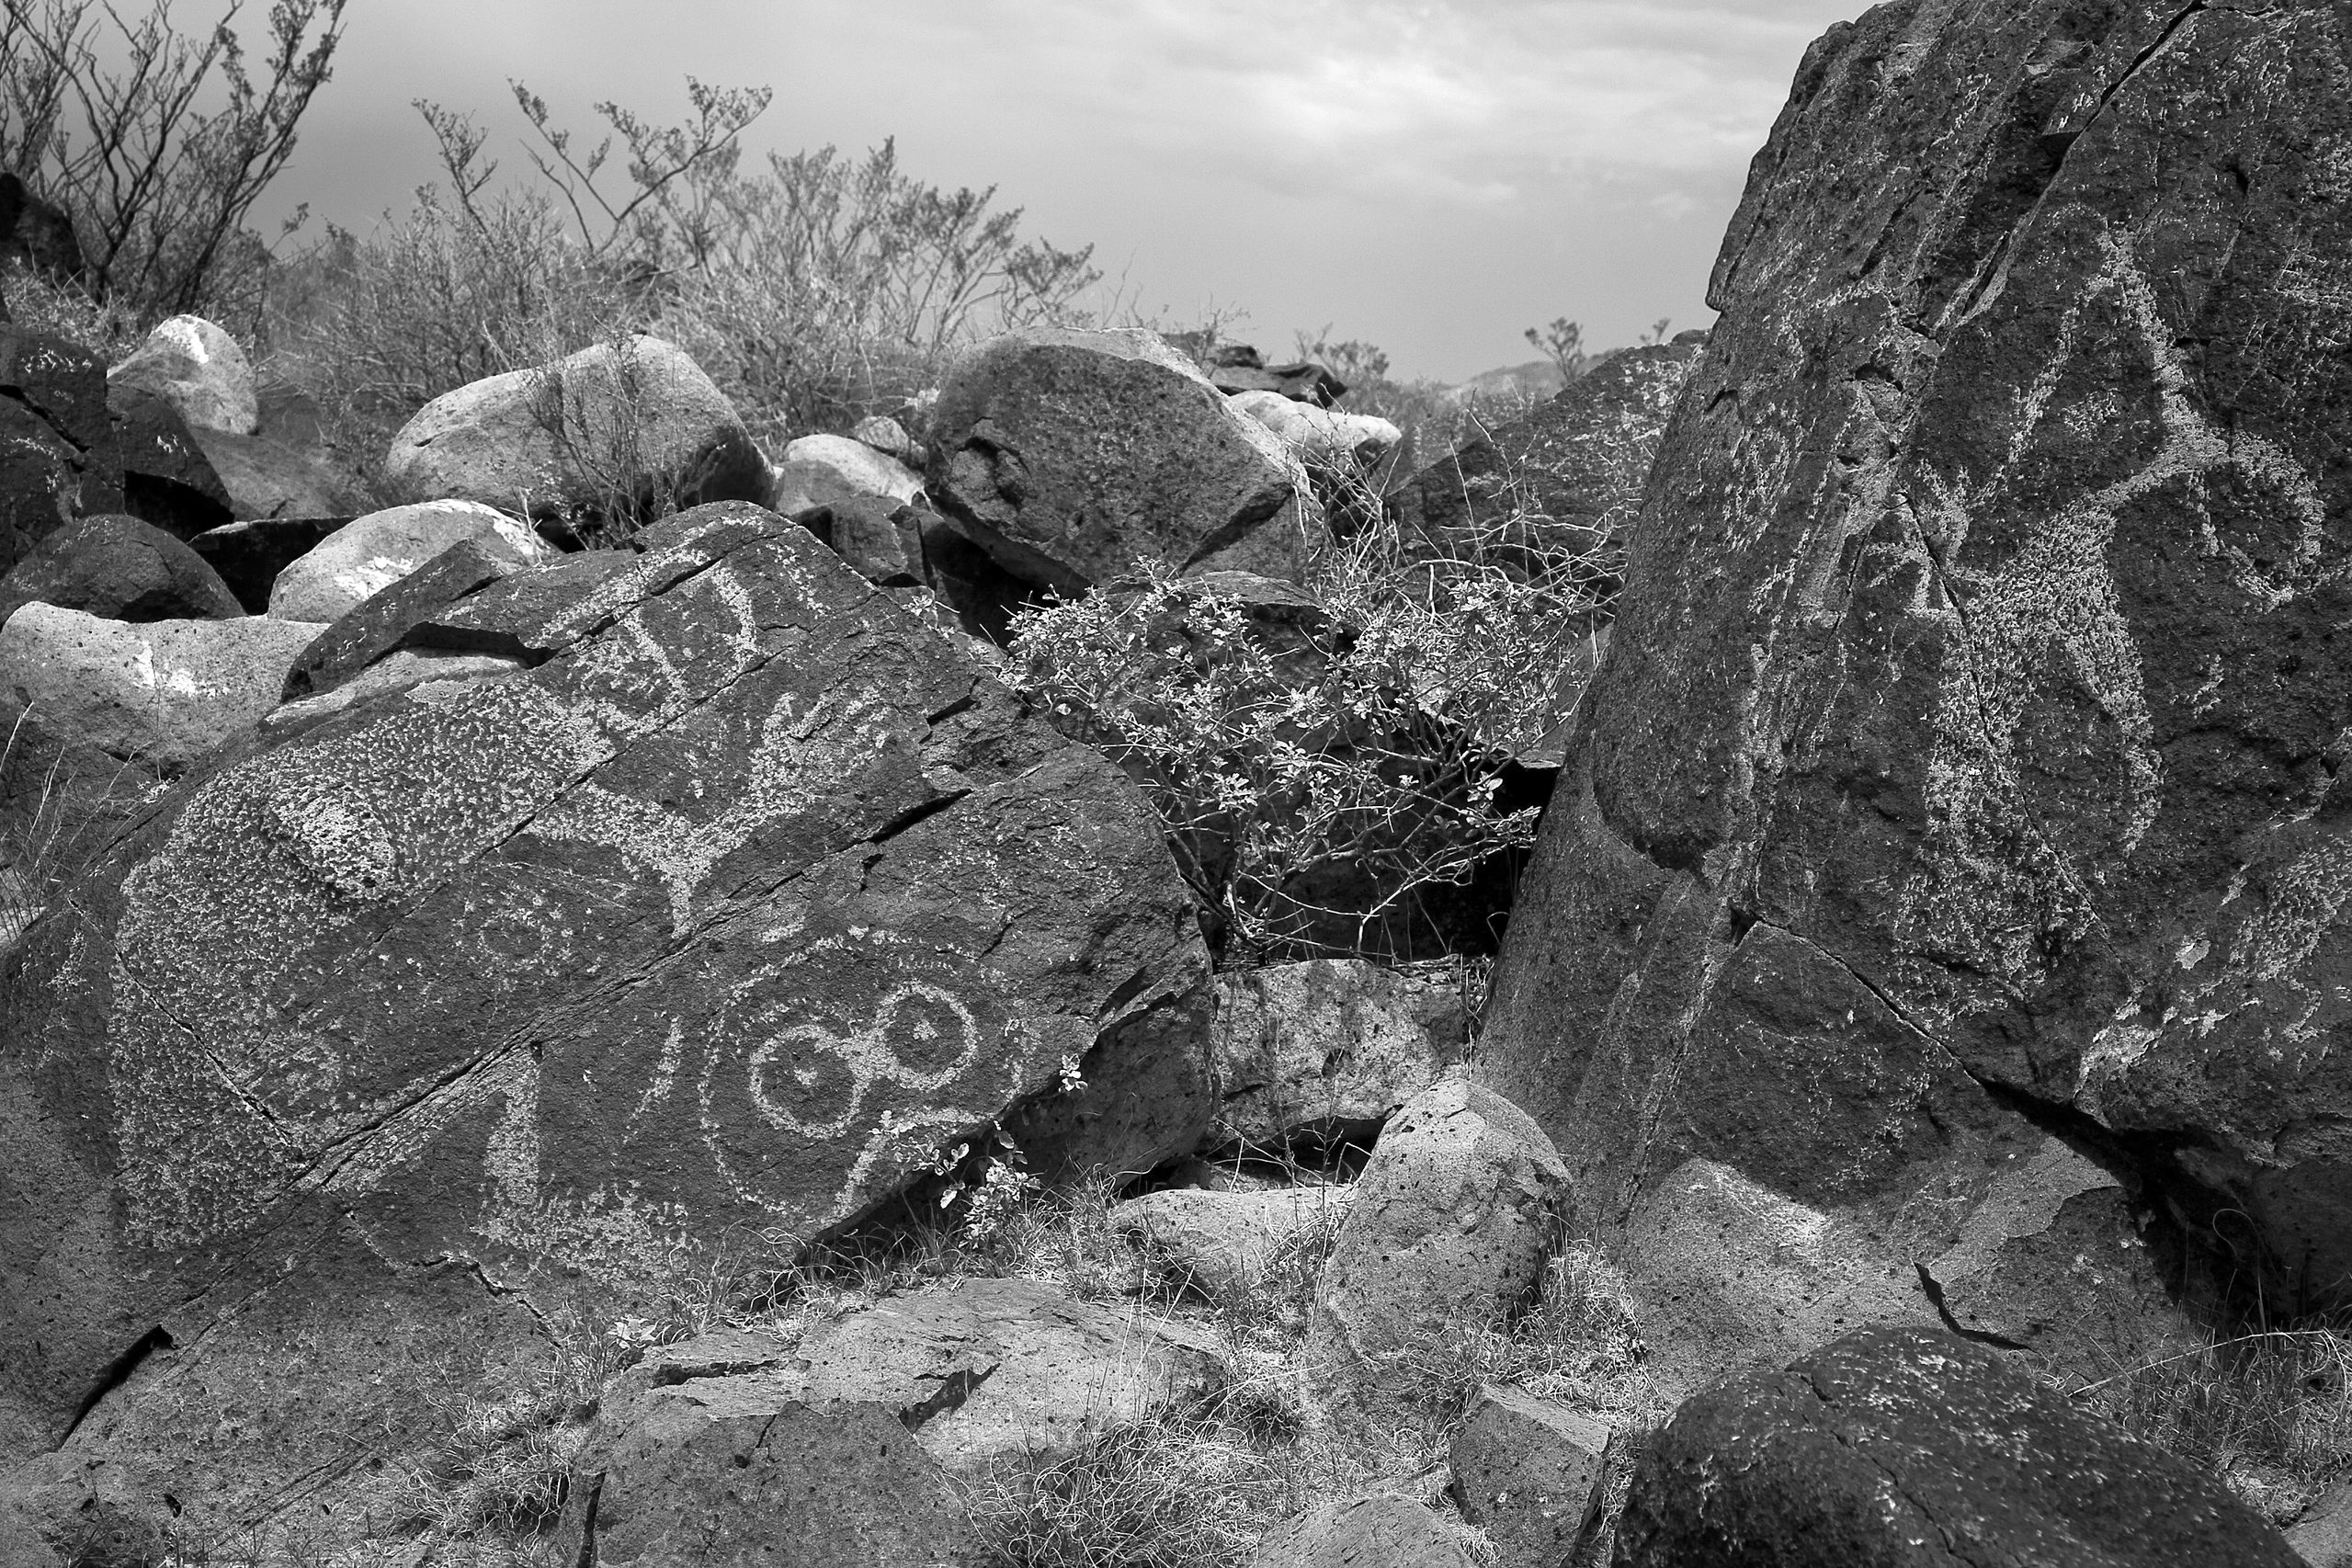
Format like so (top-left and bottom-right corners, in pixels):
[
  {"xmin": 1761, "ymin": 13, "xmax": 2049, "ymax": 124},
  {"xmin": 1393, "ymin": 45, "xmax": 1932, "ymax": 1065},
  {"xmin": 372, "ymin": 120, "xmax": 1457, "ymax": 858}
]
[
  {"xmin": 0, "ymin": 504, "xmax": 1210, "ymax": 1533},
  {"xmin": 0, "ymin": 513, "xmax": 241, "ymax": 625},
  {"xmin": 1479, "ymin": 0, "xmax": 2352, "ymax": 1382},
  {"xmin": 0, "ymin": 328, "xmax": 123, "ymax": 573}
]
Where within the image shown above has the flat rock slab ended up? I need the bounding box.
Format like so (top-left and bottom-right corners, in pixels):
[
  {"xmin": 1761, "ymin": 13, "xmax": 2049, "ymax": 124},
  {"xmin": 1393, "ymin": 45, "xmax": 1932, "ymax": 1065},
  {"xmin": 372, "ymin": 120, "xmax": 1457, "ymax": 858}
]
[
  {"xmin": 1615, "ymin": 1326, "xmax": 2301, "ymax": 1567},
  {"xmin": 108, "ymin": 383, "xmax": 233, "ymax": 540},
  {"xmin": 0, "ymin": 604, "xmax": 324, "ymax": 772},
  {"xmin": 1448, "ymin": 1384, "xmax": 1608, "ymax": 1568},
  {"xmin": 0, "ymin": 503, "xmax": 1209, "ymax": 1473}
]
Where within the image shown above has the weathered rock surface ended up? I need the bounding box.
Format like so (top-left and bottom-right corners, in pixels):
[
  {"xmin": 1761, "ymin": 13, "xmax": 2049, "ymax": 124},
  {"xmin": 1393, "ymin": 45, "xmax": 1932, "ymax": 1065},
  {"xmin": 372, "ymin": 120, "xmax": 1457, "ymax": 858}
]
[
  {"xmin": 851, "ymin": 414, "xmax": 924, "ymax": 469},
  {"xmin": 1211, "ymin": 960, "xmax": 1468, "ymax": 1149},
  {"xmin": 187, "ymin": 517, "xmax": 353, "ymax": 613},
  {"xmin": 107, "ymin": 383, "xmax": 233, "ymax": 539},
  {"xmin": 771, "ymin": 432, "xmax": 926, "ymax": 514},
  {"xmin": 1448, "ymin": 1384, "xmax": 1608, "ymax": 1568},
  {"xmin": 267, "ymin": 648, "xmax": 525, "ymax": 730},
  {"xmin": 792, "ymin": 496, "xmax": 927, "ymax": 587},
  {"xmin": 928, "ymin": 325, "xmax": 1312, "ymax": 593},
  {"xmin": 1614, "ymin": 1326, "xmax": 2301, "ymax": 1567},
  {"xmin": 188, "ymin": 426, "xmax": 377, "ymax": 522},
  {"xmin": 1113, "ymin": 1185, "xmax": 1350, "ymax": 1297},
  {"xmin": 1, "ymin": 329, "xmax": 123, "ymax": 573},
  {"xmin": 2290, "ymin": 1482, "xmax": 2352, "ymax": 1568},
  {"xmin": 0, "ymin": 605, "xmax": 324, "ymax": 772},
  {"xmin": 379, "ymin": 335, "xmax": 767, "ymax": 527},
  {"xmin": 559, "ymin": 1390, "xmax": 978, "ymax": 1568},
  {"xmin": 1249, "ymin": 1490, "xmax": 1486, "ymax": 1568},
  {"xmin": 266, "ymin": 500, "xmax": 548, "ymax": 623},
  {"xmin": 1230, "ymin": 391, "xmax": 1402, "ymax": 482},
  {"xmin": 280, "ymin": 539, "xmax": 517, "ymax": 700},
  {"xmin": 1482, "ymin": 0, "xmax": 2351, "ymax": 1381},
  {"xmin": 107, "ymin": 316, "xmax": 257, "ymax": 437},
  {"xmin": 1308, "ymin": 1078, "xmax": 1566, "ymax": 1389},
  {"xmin": 0, "ymin": 504, "xmax": 1210, "ymax": 1502},
  {"xmin": 0, "ymin": 514, "xmax": 241, "ymax": 625}
]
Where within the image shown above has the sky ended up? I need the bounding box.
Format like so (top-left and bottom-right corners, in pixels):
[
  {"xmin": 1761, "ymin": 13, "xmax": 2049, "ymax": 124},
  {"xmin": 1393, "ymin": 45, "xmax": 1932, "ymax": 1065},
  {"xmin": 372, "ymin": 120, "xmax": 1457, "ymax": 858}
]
[{"xmin": 263, "ymin": 0, "xmax": 1863, "ymax": 383}]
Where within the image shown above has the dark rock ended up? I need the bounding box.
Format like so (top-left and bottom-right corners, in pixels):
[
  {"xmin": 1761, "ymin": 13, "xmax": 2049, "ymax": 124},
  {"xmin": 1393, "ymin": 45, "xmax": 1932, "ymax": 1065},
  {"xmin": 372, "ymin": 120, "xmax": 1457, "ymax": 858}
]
[
  {"xmin": 186, "ymin": 517, "xmax": 353, "ymax": 614},
  {"xmin": 0, "ymin": 503, "xmax": 1210, "ymax": 1495},
  {"xmin": 0, "ymin": 329, "xmax": 123, "ymax": 573},
  {"xmin": 1249, "ymin": 1491, "xmax": 1484, "ymax": 1567},
  {"xmin": 1482, "ymin": 0, "xmax": 2335, "ymax": 1384},
  {"xmin": 792, "ymin": 496, "xmax": 927, "ymax": 587},
  {"xmin": 928, "ymin": 326, "xmax": 1312, "ymax": 594},
  {"xmin": 281, "ymin": 538, "xmax": 517, "ymax": 701},
  {"xmin": 187, "ymin": 426, "xmax": 377, "ymax": 522},
  {"xmin": 106, "ymin": 316, "xmax": 256, "ymax": 436},
  {"xmin": 915, "ymin": 510, "xmax": 1038, "ymax": 646},
  {"xmin": 1210, "ymin": 960, "xmax": 1469, "ymax": 1152},
  {"xmin": 1008, "ymin": 970, "xmax": 1217, "ymax": 1185},
  {"xmin": 0, "ymin": 176, "xmax": 81, "ymax": 283},
  {"xmin": 396, "ymin": 549, "xmax": 641, "ymax": 663},
  {"xmin": 1449, "ymin": 1385, "xmax": 1608, "ymax": 1568},
  {"xmin": 1209, "ymin": 354, "xmax": 1348, "ymax": 408},
  {"xmin": 558, "ymin": 1392, "xmax": 979, "ymax": 1568},
  {"xmin": 106, "ymin": 382, "xmax": 233, "ymax": 540},
  {"xmin": 0, "ymin": 513, "xmax": 241, "ymax": 625},
  {"xmin": 1614, "ymin": 1326, "xmax": 2301, "ymax": 1567}
]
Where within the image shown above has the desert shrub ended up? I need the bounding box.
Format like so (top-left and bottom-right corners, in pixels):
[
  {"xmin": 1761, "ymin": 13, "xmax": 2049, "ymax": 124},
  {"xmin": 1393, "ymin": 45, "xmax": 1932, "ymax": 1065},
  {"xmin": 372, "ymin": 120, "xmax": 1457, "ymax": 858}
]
[
  {"xmin": 0, "ymin": 0, "xmax": 347, "ymax": 330},
  {"xmin": 2068, "ymin": 1324, "xmax": 2352, "ymax": 1526}
]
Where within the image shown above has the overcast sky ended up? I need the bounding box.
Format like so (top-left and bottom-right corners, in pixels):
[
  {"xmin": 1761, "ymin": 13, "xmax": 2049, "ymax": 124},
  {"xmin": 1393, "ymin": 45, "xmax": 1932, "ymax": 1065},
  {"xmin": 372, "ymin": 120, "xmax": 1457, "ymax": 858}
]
[{"xmin": 266, "ymin": 0, "xmax": 1860, "ymax": 382}]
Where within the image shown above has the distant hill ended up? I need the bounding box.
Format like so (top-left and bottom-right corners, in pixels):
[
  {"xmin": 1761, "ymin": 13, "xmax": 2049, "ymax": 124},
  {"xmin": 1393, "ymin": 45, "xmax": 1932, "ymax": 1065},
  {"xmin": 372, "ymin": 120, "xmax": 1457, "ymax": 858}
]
[{"xmin": 1439, "ymin": 358, "xmax": 1566, "ymax": 404}]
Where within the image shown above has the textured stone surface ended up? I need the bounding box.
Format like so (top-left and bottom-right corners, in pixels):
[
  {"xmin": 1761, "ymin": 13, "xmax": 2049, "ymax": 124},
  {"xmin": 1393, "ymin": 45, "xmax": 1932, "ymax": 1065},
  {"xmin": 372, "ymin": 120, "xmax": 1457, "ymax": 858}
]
[
  {"xmin": 280, "ymin": 538, "xmax": 516, "ymax": 700},
  {"xmin": 187, "ymin": 426, "xmax": 377, "ymax": 523},
  {"xmin": 1615, "ymin": 1326, "xmax": 2301, "ymax": 1568},
  {"xmin": 1308, "ymin": 1078, "xmax": 1567, "ymax": 1390},
  {"xmin": 1211, "ymin": 960, "xmax": 1469, "ymax": 1148},
  {"xmin": 0, "ymin": 514, "xmax": 241, "ymax": 625},
  {"xmin": 1449, "ymin": 1384, "xmax": 1608, "ymax": 1568},
  {"xmin": 107, "ymin": 316, "xmax": 256, "ymax": 436},
  {"xmin": 187, "ymin": 517, "xmax": 353, "ymax": 613},
  {"xmin": 380, "ymin": 335, "xmax": 767, "ymax": 526},
  {"xmin": 558, "ymin": 1392, "xmax": 978, "ymax": 1568},
  {"xmin": 0, "ymin": 504, "xmax": 1208, "ymax": 1484},
  {"xmin": 1249, "ymin": 1491, "xmax": 1486, "ymax": 1568},
  {"xmin": 771, "ymin": 432, "xmax": 925, "ymax": 513},
  {"xmin": 395, "ymin": 548, "xmax": 642, "ymax": 662},
  {"xmin": 1482, "ymin": 0, "xmax": 2346, "ymax": 1375},
  {"xmin": 0, "ymin": 329, "xmax": 123, "ymax": 573},
  {"xmin": 0, "ymin": 175, "xmax": 80, "ymax": 284},
  {"xmin": 267, "ymin": 648, "xmax": 524, "ymax": 730},
  {"xmin": 107, "ymin": 383, "xmax": 233, "ymax": 540},
  {"xmin": 928, "ymin": 325, "xmax": 1311, "ymax": 593},
  {"xmin": 1112, "ymin": 1185, "xmax": 1350, "ymax": 1297},
  {"xmin": 1230, "ymin": 391, "xmax": 1402, "ymax": 480},
  {"xmin": 0, "ymin": 605, "xmax": 324, "ymax": 772},
  {"xmin": 791, "ymin": 496, "xmax": 927, "ymax": 587},
  {"xmin": 267, "ymin": 500, "xmax": 548, "ymax": 623}
]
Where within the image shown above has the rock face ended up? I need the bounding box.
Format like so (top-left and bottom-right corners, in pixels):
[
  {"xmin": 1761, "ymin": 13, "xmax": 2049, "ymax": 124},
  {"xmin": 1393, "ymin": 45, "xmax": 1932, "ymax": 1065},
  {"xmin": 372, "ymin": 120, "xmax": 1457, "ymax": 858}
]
[
  {"xmin": 379, "ymin": 335, "xmax": 767, "ymax": 528},
  {"xmin": 0, "ymin": 504, "xmax": 1210, "ymax": 1490},
  {"xmin": 1249, "ymin": 1491, "xmax": 1485, "ymax": 1568},
  {"xmin": 188, "ymin": 426, "xmax": 378, "ymax": 523},
  {"xmin": 559, "ymin": 1392, "xmax": 978, "ymax": 1568},
  {"xmin": 1, "ymin": 329, "xmax": 123, "ymax": 573},
  {"xmin": 187, "ymin": 517, "xmax": 354, "ymax": 612},
  {"xmin": 927, "ymin": 326, "xmax": 1312, "ymax": 593},
  {"xmin": 108, "ymin": 383, "xmax": 234, "ymax": 539},
  {"xmin": 1448, "ymin": 1385, "xmax": 1608, "ymax": 1568},
  {"xmin": 1307, "ymin": 1078, "xmax": 1567, "ymax": 1390},
  {"xmin": 1211, "ymin": 960, "xmax": 1469, "ymax": 1150},
  {"xmin": 266, "ymin": 500, "xmax": 549, "ymax": 623},
  {"xmin": 1112, "ymin": 1185, "xmax": 1350, "ymax": 1298},
  {"xmin": 1481, "ymin": 0, "xmax": 2352, "ymax": 1378},
  {"xmin": 0, "ymin": 514, "xmax": 242, "ymax": 625},
  {"xmin": 279, "ymin": 539, "xmax": 517, "ymax": 701},
  {"xmin": 1614, "ymin": 1326, "xmax": 2301, "ymax": 1568},
  {"xmin": 0, "ymin": 605, "xmax": 324, "ymax": 772},
  {"xmin": 107, "ymin": 316, "xmax": 258, "ymax": 437}
]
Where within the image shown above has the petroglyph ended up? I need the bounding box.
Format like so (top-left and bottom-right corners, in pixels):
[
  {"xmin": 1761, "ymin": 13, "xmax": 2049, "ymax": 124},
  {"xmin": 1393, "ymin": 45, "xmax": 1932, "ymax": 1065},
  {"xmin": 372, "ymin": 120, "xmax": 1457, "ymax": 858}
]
[{"xmin": 1897, "ymin": 222, "xmax": 2334, "ymax": 986}]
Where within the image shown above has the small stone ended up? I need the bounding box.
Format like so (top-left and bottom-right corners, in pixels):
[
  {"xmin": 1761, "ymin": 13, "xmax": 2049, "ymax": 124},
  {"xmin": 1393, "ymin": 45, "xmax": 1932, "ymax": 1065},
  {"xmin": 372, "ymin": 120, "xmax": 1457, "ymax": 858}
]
[
  {"xmin": 1449, "ymin": 1385, "xmax": 1609, "ymax": 1568},
  {"xmin": 1249, "ymin": 1490, "xmax": 1485, "ymax": 1568}
]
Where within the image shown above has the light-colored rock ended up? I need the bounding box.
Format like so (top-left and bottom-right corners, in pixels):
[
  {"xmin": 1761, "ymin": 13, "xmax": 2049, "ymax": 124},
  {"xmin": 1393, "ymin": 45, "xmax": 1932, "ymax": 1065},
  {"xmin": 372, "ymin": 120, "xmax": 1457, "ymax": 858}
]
[
  {"xmin": 772, "ymin": 433, "xmax": 924, "ymax": 513},
  {"xmin": 1308, "ymin": 1078, "xmax": 1568, "ymax": 1392},
  {"xmin": 0, "ymin": 603, "xmax": 324, "ymax": 771},
  {"xmin": 927, "ymin": 325, "xmax": 1312, "ymax": 592},
  {"xmin": 1229, "ymin": 390, "xmax": 1402, "ymax": 479},
  {"xmin": 107, "ymin": 315, "xmax": 257, "ymax": 436},
  {"xmin": 1113, "ymin": 1185, "xmax": 1351, "ymax": 1297},
  {"xmin": 1449, "ymin": 1384, "xmax": 1610, "ymax": 1568},
  {"xmin": 851, "ymin": 414, "xmax": 924, "ymax": 469},
  {"xmin": 1249, "ymin": 1490, "xmax": 1486, "ymax": 1568},
  {"xmin": 2290, "ymin": 1480, "xmax": 2352, "ymax": 1568},
  {"xmin": 379, "ymin": 335, "xmax": 767, "ymax": 526},
  {"xmin": 1213, "ymin": 960, "xmax": 1468, "ymax": 1147},
  {"xmin": 266, "ymin": 501, "xmax": 548, "ymax": 623}
]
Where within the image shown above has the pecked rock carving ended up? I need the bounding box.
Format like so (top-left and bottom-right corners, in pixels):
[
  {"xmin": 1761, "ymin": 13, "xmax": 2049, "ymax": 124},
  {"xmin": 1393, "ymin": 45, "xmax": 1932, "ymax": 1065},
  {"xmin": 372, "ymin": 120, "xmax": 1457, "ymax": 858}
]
[{"xmin": 0, "ymin": 503, "xmax": 1210, "ymax": 1483}]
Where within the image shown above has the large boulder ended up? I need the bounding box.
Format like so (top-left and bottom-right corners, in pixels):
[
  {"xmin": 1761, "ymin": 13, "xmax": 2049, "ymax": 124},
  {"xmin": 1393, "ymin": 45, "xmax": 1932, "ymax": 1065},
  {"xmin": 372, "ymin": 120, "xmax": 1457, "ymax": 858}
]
[
  {"xmin": 266, "ymin": 500, "xmax": 549, "ymax": 623},
  {"xmin": 927, "ymin": 326, "xmax": 1312, "ymax": 593},
  {"xmin": 186, "ymin": 517, "xmax": 355, "ymax": 613},
  {"xmin": 0, "ymin": 505, "xmax": 1210, "ymax": 1517},
  {"xmin": 1229, "ymin": 391, "xmax": 1402, "ymax": 483},
  {"xmin": 0, "ymin": 514, "xmax": 242, "ymax": 625},
  {"xmin": 107, "ymin": 316, "xmax": 257, "ymax": 437},
  {"xmin": 279, "ymin": 539, "xmax": 518, "ymax": 702},
  {"xmin": 1306, "ymin": 1078, "xmax": 1566, "ymax": 1392},
  {"xmin": 107, "ymin": 382, "xmax": 235, "ymax": 539},
  {"xmin": 379, "ymin": 335, "xmax": 767, "ymax": 530},
  {"xmin": 1614, "ymin": 1326, "xmax": 2301, "ymax": 1567},
  {"xmin": 1211, "ymin": 960, "xmax": 1468, "ymax": 1151},
  {"xmin": 0, "ymin": 328, "xmax": 123, "ymax": 573},
  {"xmin": 0, "ymin": 605, "xmax": 323, "ymax": 772},
  {"xmin": 1480, "ymin": 0, "xmax": 2352, "ymax": 1385}
]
